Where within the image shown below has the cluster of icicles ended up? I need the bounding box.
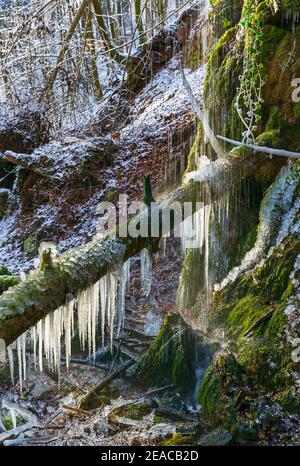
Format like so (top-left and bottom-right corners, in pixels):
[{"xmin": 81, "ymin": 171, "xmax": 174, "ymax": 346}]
[{"xmin": 7, "ymin": 249, "xmax": 152, "ymax": 391}]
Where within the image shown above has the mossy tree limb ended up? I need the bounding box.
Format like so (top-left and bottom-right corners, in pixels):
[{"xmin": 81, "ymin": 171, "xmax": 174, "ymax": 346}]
[{"xmin": 0, "ymin": 152, "xmax": 277, "ymax": 346}]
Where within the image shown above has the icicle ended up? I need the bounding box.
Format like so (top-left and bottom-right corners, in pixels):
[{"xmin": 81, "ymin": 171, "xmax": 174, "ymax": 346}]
[
  {"xmin": 140, "ymin": 249, "xmax": 152, "ymax": 297},
  {"xmin": 10, "ymin": 408, "xmax": 17, "ymax": 430},
  {"xmin": 180, "ymin": 207, "xmax": 205, "ymax": 254},
  {"xmin": 64, "ymin": 302, "xmax": 74, "ymax": 370},
  {"xmin": 17, "ymin": 337, "xmax": 23, "ymax": 392},
  {"xmin": 99, "ymin": 275, "xmax": 107, "ymax": 346},
  {"xmin": 31, "ymin": 326, "xmax": 37, "ymax": 370},
  {"xmin": 37, "ymin": 320, "xmax": 43, "ymax": 372},
  {"xmin": 116, "ymin": 259, "xmax": 130, "ymax": 336},
  {"xmin": 108, "ymin": 272, "xmax": 117, "ymax": 349},
  {"xmin": 7, "ymin": 346, "xmax": 14, "ymax": 385},
  {"xmin": 92, "ymin": 281, "xmax": 100, "ymax": 357},
  {"xmin": 7, "ymin": 257, "xmax": 132, "ymax": 384},
  {"xmin": 217, "ymin": 165, "xmax": 299, "ymax": 291}
]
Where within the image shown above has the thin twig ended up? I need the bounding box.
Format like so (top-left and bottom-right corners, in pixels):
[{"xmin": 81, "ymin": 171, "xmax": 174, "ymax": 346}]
[{"xmin": 217, "ymin": 135, "xmax": 300, "ymax": 159}]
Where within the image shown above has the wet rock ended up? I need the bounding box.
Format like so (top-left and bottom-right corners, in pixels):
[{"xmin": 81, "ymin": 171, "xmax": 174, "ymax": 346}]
[
  {"xmin": 198, "ymin": 427, "xmax": 236, "ymax": 446},
  {"xmin": 231, "ymin": 421, "xmax": 258, "ymax": 442}
]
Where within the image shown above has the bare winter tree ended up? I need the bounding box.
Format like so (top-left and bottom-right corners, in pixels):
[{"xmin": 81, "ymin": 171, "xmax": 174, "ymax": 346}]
[{"xmin": 0, "ymin": 0, "xmax": 188, "ymax": 136}]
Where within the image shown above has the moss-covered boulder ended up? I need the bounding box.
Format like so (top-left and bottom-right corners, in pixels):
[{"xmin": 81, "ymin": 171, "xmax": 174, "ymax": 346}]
[{"xmin": 135, "ymin": 313, "xmax": 197, "ymax": 392}]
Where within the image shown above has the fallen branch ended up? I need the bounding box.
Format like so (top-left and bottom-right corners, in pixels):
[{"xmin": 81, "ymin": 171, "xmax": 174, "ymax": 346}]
[
  {"xmin": 3, "ymin": 436, "xmax": 59, "ymax": 446},
  {"xmin": 145, "ymin": 384, "xmax": 174, "ymax": 396},
  {"xmin": 0, "ymin": 422, "xmax": 39, "ymax": 444},
  {"xmin": 154, "ymin": 407, "xmax": 197, "ymax": 422},
  {"xmin": 0, "ymin": 152, "xmax": 274, "ymax": 345},
  {"xmin": 78, "ymin": 359, "xmax": 135, "ymax": 410},
  {"xmin": 244, "ymin": 308, "xmax": 276, "ymax": 337},
  {"xmin": 217, "ymin": 135, "xmax": 300, "ymax": 159},
  {"xmin": 180, "ymin": 59, "xmax": 227, "ymax": 159},
  {"xmin": 60, "ymin": 356, "xmax": 109, "ymax": 371}
]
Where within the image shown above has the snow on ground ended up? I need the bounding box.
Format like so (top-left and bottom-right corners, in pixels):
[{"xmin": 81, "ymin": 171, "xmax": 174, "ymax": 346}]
[{"xmin": 0, "ymin": 57, "xmax": 205, "ymax": 274}]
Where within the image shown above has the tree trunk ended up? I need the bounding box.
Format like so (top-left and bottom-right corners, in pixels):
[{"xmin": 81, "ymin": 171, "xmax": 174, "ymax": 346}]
[
  {"xmin": 0, "ymin": 153, "xmax": 273, "ymax": 346},
  {"xmin": 92, "ymin": 0, "xmax": 124, "ymax": 64}
]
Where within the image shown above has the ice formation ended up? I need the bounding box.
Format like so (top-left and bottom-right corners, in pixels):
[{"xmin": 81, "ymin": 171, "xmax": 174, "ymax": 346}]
[
  {"xmin": 216, "ymin": 165, "xmax": 299, "ymax": 291},
  {"xmin": 180, "ymin": 202, "xmax": 211, "ymax": 256},
  {"xmin": 140, "ymin": 249, "xmax": 152, "ymax": 297},
  {"xmin": 7, "ymin": 259, "xmax": 131, "ymax": 388}
]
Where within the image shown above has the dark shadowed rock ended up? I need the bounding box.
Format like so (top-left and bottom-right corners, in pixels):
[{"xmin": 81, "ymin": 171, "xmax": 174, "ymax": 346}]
[
  {"xmin": 1, "ymin": 136, "xmax": 118, "ymax": 182},
  {"xmin": 0, "ymin": 188, "xmax": 10, "ymax": 219},
  {"xmin": 0, "ymin": 110, "xmax": 49, "ymax": 154}
]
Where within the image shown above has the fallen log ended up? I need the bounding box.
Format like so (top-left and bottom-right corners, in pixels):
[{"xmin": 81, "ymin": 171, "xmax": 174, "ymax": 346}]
[
  {"xmin": 78, "ymin": 359, "xmax": 135, "ymax": 410},
  {"xmin": 0, "ymin": 151, "xmax": 276, "ymax": 346}
]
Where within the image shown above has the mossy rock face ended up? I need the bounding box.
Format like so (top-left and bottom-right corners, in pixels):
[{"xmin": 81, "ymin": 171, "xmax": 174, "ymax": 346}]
[
  {"xmin": 135, "ymin": 313, "xmax": 198, "ymax": 392},
  {"xmin": 255, "ymin": 130, "xmax": 282, "ymax": 147},
  {"xmin": 203, "ymin": 7, "xmax": 300, "ymax": 155},
  {"xmin": 198, "ymin": 234, "xmax": 300, "ymax": 428},
  {"xmin": 197, "ymin": 353, "xmax": 246, "ymax": 426},
  {"xmin": 209, "ymin": 0, "xmax": 244, "ymax": 40}
]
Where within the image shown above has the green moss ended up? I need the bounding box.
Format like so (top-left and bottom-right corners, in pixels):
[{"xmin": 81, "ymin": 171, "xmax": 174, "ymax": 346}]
[
  {"xmin": 281, "ymin": 0, "xmax": 300, "ymax": 12},
  {"xmin": 293, "ymin": 102, "xmax": 300, "ymax": 119},
  {"xmin": 0, "ymin": 264, "xmax": 10, "ymax": 275},
  {"xmin": 273, "ymin": 388, "xmax": 300, "ymax": 415},
  {"xmin": 1, "ymin": 412, "xmax": 26, "ymax": 430},
  {"xmin": 135, "ymin": 313, "xmax": 196, "ymax": 392},
  {"xmin": 183, "ymin": 125, "xmax": 203, "ymax": 176},
  {"xmin": 0, "ymin": 275, "xmax": 20, "ymax": 294},
  {"xmin": 256, "ymin": 130, "xmax": 281, "ymax": 147},
  {"xmin": 23, "ymin": 235, "xmax": 38, "ymax": 257},
  {"xmin": 160, "ymin": 433, "xmax": 195, "ymax": 446},
  {"xmin": 227, "ymin": 294, "xmax": 270, "ymax": 338},
  {"xmin": 229, "ymin": 224, "xmax": 258, "ymax": 270},
  {"xmin": 113, "ymin": 402, "xmax": 151, "ymax": 421},
  {"xmin": 198, "ymin": 353, "xmax": 245, "ymax": 426}
]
